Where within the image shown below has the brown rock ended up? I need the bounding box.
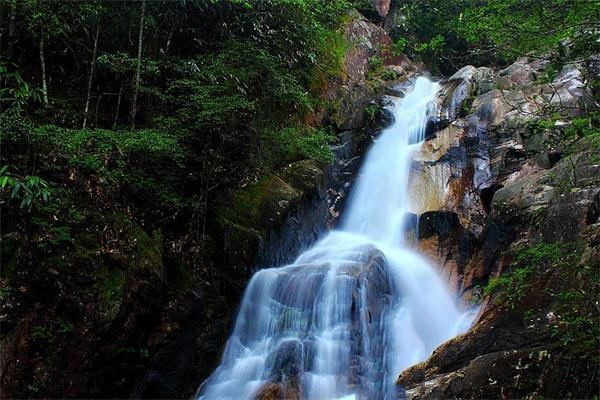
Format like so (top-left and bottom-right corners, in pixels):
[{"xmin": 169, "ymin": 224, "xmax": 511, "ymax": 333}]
[
  {"xmin": 371, "ymin": 0, "xmax": 391, "ymax": 17},
  {"xmin": 256, "ymin": 382, "xmax": 284, "ymax": 400}
]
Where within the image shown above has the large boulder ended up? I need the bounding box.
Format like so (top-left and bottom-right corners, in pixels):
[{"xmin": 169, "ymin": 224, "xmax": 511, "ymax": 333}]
[
  {"xmin": 216, "ymin": 159, "xmax": 328, "ymax": 281},
  {"xmin": 438, "ymin": 65, "xmax": 496, "ymax": 122}
]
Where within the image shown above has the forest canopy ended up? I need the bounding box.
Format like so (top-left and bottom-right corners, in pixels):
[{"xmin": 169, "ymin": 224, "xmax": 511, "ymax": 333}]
[{"xmin": 0, "ymin": 0, "xmax": 598, "ymax": 238}]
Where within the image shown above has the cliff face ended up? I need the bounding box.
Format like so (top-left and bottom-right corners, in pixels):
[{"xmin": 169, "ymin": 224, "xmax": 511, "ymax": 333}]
[{"xmin": 398, "ymin": 57, "xmax": 599, "ymax": 399}]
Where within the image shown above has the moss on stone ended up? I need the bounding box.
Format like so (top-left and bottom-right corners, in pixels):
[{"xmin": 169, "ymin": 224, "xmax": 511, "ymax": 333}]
[
  {"xmin": 97, "ymin": 264, "xmax": 127, "ymax": 321},
  {"xmin": 131, "ymin": 226, "xmax": 163, "ymax": 275},
  {"xmin": 280, "ymin": 159, "xmax": 325, "ymax": 195},
  {"xmin": 217, "ymin": 174, "xmax": 301, "ymax": 232},
  {"xmin": 91, "ymin": 219, "xmax": 163, "ymax": 320}
]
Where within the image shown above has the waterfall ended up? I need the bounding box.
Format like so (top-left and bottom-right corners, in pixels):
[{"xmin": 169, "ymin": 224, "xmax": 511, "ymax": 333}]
[{"xmin": 197, "ymin": 77, "xmax": 476, "ymax": 400}]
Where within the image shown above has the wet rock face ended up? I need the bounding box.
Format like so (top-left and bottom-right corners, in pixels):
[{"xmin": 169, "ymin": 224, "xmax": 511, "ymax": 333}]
[
  {"xmin": 409, "ymin": 121, "xmax": 491, "ymax": 235},
  {"xmin": 438, "ymin": 66, "xmax": 496, "ymax": 122},
  {"xmin": 410, "ymin": 58, "xmax": 598, "ymax": 237},
  {"xmin": 255, "ymin": 339, "xmax": 304, "ymax": 400},
  {"xmin": 400, "ymin": 57, "xmax": 600, "ymax": 399}
]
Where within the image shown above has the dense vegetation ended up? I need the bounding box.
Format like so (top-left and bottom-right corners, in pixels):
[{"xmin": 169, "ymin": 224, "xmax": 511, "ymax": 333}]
[
  {"xmin": 388, "ymin": 0, "xmax": 599, "ymax": 74},
  {"xmin": 0, "ymin": 0, "xmax": 369, "ymax": 279},
  {"xmin": 484, "ymin": 242, "xmax": 599, "ymax": 352}
]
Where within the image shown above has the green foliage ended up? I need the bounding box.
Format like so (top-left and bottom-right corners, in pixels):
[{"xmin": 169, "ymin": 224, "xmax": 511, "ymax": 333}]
[
  {"xmin": 548, "ymin": 258, "xmax": 599, "ymax": 352},
  {"xmin": 528, "ymin": 112, "xmax": 600, "ymax": 152},
  {"xmin": 483, "ymin": 267, "xmax": 531, "ymax": 308},
  {"xmin": 414, "ymin": 34, "xmax": 445, "ymax": 54},
  {"xmin": 31, "ymin": 124, "xmax": 180, "ymax": 166},
  {"xmin": 0, "ymin": 166, "xmax": 51, "ymax": 212},
  {"xmin": 308, "ymin": 28, "xmax": 349, "ymax": 92},
  {"xmin": 484, "ymin": 241, "xmax": 598, "ymax": 353},
  {"xmin": 540, "ymin": 62, "xmax": 562, "ymax": 84},
  {"xmin": 484, "ymin": 242, "xmax": 574, "ymax": 308},
  {"xmin": 513, "ymin": 242, "xmax": 568, "ymax": 266},
  {"xmin": 262, "ymin": 126, "xmax": 335, "ymax": 165},
  {"xmin": 459, "ymin": 0, "xmax": 600, "ymax": 61},
  {"xmin": 31, "ymin": 325, "xmax": 54, "ymax": 343},
  {"xmin": 369, "ymin": 55, "xmax": 383, "ymax": 72},
  {"xmin": 34, "ymin": 223, "xmax": 73, "ymax": 249},
  {"xmin": 364, "ymin": 104, "xmax": 380, "ymax": 123},
  {"xmin": 0, "ymin": 64, "xmax": 42, "ymax": 115},
  {"xmin": 387, "ymin": 0, "xmax": 473, "ymax": 74},
  {"xmin": 388, "ymin": 0, "xmax": 599, "ymax": 74},
  {"xmin": 565, "ymin": 114, "xmax": 600, "ymax": 148},
  {"xmin": 157, "ymin": 40, "xmax": 313, "ymax": 144},
  {"xmin": 31, "ymin": 318, "xmax": 74, "ymax": 345},
  {"xmin": 98, "ymin": 52, "xmax": 160, "ymax": 77},
  {"xmin": 1, "ymin": 122, "xmax": 184, "ymax": 213},
  {"xmin": 391, "ymin": 38, "xmax": 408, "ymax": 56}
]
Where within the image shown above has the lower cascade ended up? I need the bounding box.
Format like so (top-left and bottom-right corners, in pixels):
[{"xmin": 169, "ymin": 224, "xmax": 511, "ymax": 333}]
[{"xmin": 197, "ymin": 77, "xmax": 476, "ymax": 400}]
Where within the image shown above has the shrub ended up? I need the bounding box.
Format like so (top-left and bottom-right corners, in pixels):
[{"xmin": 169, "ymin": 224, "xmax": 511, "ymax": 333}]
[{"xmin": 262, "ymin": 126, "xmax": 335, "ymax": 166}]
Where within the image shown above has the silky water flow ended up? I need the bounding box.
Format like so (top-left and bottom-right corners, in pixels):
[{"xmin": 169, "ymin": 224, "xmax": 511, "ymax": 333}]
[{"xmin": 197, "ymin": 77, "xmax": 476, "ymax": 400}]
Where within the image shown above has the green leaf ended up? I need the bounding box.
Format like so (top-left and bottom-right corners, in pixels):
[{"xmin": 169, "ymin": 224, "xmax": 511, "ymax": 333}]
[{"xmin": 10, "ymin": 183, "xmax": 20, "ymax": 199}]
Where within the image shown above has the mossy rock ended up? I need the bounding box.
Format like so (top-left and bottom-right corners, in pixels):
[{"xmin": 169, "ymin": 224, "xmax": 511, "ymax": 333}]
[
  {"xmin": 97, "ymin": 263, "xmax": 128, "ymax": 321},
  {"xmin": 215, "ymin": 159, "xmax": 326, "ymax": 277},
  {"xmin": 280, "ymin": 159, "xmax": 326, "ymax": 196},
  {"xmin": 92, "ymin": 220, "xmax": 164, "ymax": 322},
  {"xmin": 131, "ymin": 225, "xmax": 163, "ymax": 275},
  {"xmin": 549, "ymin": 150, "xmax": 600, "ymax": 190},
  {"xmin": 331, "ymin": 83, "xmax": 376, "ymax": 130},
  {"xmin": 166, "ymin": 259, "xmax": 193, "ymax": 292},
  {"xmin": 218, "ymin": 175, "xmax": 301, "ymax": 233},
  {"xmin": 219, "ymin": 218, "xmax": 262, "ymax": 276}
]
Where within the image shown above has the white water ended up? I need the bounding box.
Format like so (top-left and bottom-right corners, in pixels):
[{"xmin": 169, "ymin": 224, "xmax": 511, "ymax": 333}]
[{"xmin": 197, "ymin": 77, "xmax": 475, "ymax": 400}]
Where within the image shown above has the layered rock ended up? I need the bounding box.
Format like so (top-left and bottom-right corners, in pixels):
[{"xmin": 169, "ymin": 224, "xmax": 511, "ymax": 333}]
[
  {"xmin": 399, "ymin": 57, "xmax": 600, "ymax": 398},
  {"xmin": 409, "ymin": 57, "xmax": 598, "ymax": 290}
]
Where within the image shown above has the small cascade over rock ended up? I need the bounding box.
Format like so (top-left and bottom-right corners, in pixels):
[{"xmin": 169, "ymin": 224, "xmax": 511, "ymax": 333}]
[{"xmin": 197, "ymin": 77, "xmax": 476, "ymax": 400}]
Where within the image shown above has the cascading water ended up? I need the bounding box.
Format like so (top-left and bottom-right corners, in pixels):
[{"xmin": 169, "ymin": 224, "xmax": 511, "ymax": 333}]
[{"xmin": 197, "ymin": 77, "xmax": 476, "ymax": 400}]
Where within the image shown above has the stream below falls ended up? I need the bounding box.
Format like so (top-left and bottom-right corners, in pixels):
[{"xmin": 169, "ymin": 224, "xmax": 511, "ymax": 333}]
[{"xmin": 197, "ymin": 77, "xmax": 477, "ymax": 400}]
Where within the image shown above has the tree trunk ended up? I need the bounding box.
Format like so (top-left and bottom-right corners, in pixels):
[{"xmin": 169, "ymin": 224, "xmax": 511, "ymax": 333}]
[
  {"xmin": 113, "ymin": 81, "xmax": 123, "ymax": 129},
  {"xmin": 129, "ymin": 0, "xmax": 146, "ymax": 130},
  {"xmin": 164, "ymin": 29, "xmax": 173, "ymax": 57},
  {"xmin": 6, "ymin": 0, "xmax": 17, "ymax": 59},
  {"xmin": 83, "ymin": 23, "xmax": 100, "ymax": 129},
  {"xmin": 40, "ymin": 35, "xmax": 48, "ymax": 105}
]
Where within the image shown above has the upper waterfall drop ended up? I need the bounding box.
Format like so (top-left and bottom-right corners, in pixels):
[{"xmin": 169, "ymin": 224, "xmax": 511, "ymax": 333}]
[
  {"xmin": 197, "ymin": 77, "xmax": 475, "ymax": 400},
  {"xmin": 341, "ymin": 77, "xmax": 440, "ymax": 245}
]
